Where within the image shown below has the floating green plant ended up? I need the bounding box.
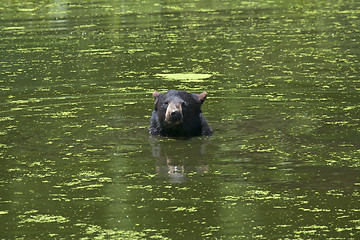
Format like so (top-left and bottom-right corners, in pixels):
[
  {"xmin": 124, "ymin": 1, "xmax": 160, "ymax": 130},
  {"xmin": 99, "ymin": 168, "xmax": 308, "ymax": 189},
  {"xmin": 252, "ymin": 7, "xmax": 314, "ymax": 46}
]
[{"xmin": 155, "ymin": 73, "xmax": 212, "ymax": 82}]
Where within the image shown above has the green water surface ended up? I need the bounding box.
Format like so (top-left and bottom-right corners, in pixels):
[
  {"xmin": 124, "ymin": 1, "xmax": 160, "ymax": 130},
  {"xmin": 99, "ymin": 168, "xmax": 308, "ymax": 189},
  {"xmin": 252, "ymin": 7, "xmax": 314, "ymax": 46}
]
[{"xmin": 1, "ymin": 0, "xmax": 359, "ymax": 239}]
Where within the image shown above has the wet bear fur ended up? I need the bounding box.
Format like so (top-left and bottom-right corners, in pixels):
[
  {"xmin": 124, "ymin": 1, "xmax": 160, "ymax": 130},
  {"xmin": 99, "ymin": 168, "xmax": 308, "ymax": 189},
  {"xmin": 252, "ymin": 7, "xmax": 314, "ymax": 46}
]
[{"xmin": 150, "ymin": 90, "xmax": 213, "ymax": 137}]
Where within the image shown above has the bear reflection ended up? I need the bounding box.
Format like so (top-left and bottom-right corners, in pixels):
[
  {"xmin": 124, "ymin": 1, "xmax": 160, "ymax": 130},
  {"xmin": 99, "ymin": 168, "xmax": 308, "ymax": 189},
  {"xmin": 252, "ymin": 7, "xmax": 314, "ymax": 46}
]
[{"xmin": 151, "ymin": 137, "xmax": 210, "ymax": 183}]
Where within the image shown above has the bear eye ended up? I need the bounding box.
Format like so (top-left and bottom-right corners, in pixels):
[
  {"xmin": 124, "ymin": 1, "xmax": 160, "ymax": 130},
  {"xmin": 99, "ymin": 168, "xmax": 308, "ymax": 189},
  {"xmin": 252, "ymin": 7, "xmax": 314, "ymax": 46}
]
[
  {"xmin": 181, "ymin": 102, "xmax": 187, "ymax": 108},
  {"xmin": 163, "ymin": 101, "xmax": 169, "ymax": 106}
]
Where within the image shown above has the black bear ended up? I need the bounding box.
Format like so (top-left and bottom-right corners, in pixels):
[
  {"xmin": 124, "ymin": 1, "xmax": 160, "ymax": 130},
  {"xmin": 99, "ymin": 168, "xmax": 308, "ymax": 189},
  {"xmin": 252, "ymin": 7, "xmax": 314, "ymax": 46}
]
[{"xmin": 150, "ymin": 90, "xmax": 213, "ymax": 137}]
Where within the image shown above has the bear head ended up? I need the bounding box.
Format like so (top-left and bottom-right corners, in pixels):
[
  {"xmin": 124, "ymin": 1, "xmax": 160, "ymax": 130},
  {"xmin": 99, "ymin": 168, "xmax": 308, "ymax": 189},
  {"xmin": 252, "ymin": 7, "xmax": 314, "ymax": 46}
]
[{"xmin": 152, "ymin": 90, "xmax": 208, "ymax": 135}]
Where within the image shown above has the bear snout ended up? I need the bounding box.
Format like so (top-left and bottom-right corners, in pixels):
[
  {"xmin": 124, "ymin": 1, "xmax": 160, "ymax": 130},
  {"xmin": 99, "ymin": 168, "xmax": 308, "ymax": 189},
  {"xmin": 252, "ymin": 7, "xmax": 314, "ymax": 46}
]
[
  {"xmin": 165, "ymin": 102, "xmax": 183, "ymax": 125},
  {"xmin": 170, "ymin": 111, "xmax": 182, "ymax": 122},
  {"xmin": 165, "ymin": 110, "xmax": 183, "ymax": 124}
]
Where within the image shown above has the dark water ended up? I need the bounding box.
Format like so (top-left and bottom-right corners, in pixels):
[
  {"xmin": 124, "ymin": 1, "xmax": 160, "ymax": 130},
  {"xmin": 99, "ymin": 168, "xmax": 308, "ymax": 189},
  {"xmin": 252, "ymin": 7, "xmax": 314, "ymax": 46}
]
[{"xmin": 1, "ymin": 0, "xmax": 359, "ymax": 239}]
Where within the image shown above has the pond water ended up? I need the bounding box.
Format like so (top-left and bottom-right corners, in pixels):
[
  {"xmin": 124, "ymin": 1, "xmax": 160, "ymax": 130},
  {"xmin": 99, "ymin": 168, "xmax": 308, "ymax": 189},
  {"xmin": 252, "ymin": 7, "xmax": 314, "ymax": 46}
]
[{"xmin": 1, "ymin": 0, "xmax": 359, "ymax": 239}]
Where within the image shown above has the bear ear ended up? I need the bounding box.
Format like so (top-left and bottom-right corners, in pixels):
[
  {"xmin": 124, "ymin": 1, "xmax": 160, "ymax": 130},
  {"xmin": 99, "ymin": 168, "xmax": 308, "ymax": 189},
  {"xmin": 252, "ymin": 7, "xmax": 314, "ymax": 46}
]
[
  {"xmin": 197, "ymin": 91, "xmax": 208, "ymax": 104},
  {"xmin": 152, "ymin": 91, "xmax": 161, "ymax": 109},
  {"xmin": 153, "ymin": 91, "xmax": 160, "ymax": 99}
]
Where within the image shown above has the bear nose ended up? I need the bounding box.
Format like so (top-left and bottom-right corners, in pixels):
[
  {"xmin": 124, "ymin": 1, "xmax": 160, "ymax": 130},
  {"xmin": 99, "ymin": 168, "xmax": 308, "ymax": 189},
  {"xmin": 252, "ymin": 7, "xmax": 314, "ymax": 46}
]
[{"xmin": 170, "ymin": 111, "xmax": 182, "ymax": 121}]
